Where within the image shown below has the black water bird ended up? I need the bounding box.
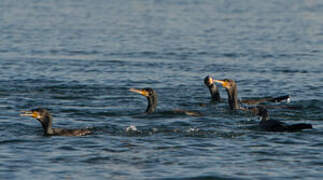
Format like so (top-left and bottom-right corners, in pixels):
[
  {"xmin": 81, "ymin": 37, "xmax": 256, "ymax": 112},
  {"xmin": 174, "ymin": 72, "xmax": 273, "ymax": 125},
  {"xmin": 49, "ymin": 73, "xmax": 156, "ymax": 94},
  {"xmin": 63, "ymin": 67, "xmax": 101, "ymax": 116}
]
[
  {"xmin": 129, "ymin": 88, "xmax": 157, "ymax": 113},
  {"xmin": 204, "ymin": 75, "xmax": 221, "ymax": 102},
  {"xmin": 20, "ymin": 108, "xmax": 91, "ymax": 136},
  {"xmin": 255, "ymin": 106, "xmax": 312, "ymax": 132},
  {"xmin": 129, "ymin": 88, "xmax": 201, "ymax": 116},
  {"xmin": 214, "ymin": 79, "xmax": 242, "ymax": 110},
  {"xmin": 214, "ymin": 79, "xmax": 290, "ymax": 110}
]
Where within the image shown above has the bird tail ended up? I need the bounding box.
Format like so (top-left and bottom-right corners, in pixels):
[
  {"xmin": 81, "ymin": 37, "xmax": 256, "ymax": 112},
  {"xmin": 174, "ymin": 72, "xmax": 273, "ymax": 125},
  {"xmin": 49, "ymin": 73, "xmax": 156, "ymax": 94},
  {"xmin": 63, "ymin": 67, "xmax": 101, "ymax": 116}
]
[
  {"xmin": 286, "ymin": 123, "xmax": 312, "ymax": 131},
  {"xmin": 269, "ymin": 95, "xmax": 290, "ymax": 103}
]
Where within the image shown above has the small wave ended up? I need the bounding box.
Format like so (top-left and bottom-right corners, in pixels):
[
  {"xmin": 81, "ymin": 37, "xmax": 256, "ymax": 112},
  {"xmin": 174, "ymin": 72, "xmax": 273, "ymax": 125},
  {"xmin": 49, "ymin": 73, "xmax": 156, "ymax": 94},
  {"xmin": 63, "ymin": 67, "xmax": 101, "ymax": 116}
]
[
  {"xmin": 0, "ymin": 139, "xmax": 26, "ymax": 145},
  {"xmin": 160, "ymin": 174, "xmax": 246, "ymax": 180}
]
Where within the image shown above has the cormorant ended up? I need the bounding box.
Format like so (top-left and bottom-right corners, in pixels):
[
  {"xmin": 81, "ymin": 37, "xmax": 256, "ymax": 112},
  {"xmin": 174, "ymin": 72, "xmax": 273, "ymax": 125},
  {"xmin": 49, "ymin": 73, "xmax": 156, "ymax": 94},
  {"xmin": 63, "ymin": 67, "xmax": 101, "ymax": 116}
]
[
  {"xmin": 214, "ymin": 79, "xmax": 242, "ymax": 110},
  {"xmin": 205, "ymin": 76, "xmax": 289, "ymax": 104},
  {"xmin": 20, "ymin": 108, "xmax": 91, "ymax": 136},
  {"xmin": 129, "ymin": 88, "xmax": 157, "ymax": 113},
  {"xmin": 214, "ymin": 79, "xmax": 289, "ymax": 110},
  {"xmin": 255, "ymin": 106, "xmax": 312, "ymax": 131},
  {"xmin": 129, "ymin": 88, "xmax": 201, "ymax": 116},
  {"xmin": 204, "ymin": 75, "xmax": 221, "ymax": 102}
]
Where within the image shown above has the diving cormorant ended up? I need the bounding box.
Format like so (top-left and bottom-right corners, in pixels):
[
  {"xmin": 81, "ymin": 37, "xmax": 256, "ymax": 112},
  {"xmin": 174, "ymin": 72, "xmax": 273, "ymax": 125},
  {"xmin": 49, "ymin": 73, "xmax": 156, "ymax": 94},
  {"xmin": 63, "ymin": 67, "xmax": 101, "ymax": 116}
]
[
  {"xmin": 255, "ymin": 106, "xmax": 312, "ymax": 131},
  {"xmin": 20, "ymin": 108, "xmax": 91, "ymax": 136}
]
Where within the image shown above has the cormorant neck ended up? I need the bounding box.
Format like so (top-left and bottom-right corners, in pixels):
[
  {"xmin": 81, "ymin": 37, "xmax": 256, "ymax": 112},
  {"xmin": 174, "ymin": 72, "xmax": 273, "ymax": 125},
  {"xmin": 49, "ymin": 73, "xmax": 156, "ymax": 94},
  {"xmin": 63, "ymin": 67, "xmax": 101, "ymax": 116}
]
[
  {"xmin": 39, "ymin": 114, "xmax": 54, "ymax": 135},
  {"xmin": 259, "ymin": 109, "xmax": 270, "ymax": 122},
  {"xmin": 226, "ymin": 85, "xmax": 239, "ymax": 110},
  {"xmin": 146, "ymin": 94, "xmax": 157, "ymax": 113},
  {"xmin": 208, "ymin": 84, "xmax": 221, "ymax": 102}
]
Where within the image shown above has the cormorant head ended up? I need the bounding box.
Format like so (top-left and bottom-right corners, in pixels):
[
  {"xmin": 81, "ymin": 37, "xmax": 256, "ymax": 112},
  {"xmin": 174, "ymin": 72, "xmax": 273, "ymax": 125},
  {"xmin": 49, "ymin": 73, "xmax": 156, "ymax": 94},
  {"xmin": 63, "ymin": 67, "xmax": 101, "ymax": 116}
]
[
  {"xmin": 215, "ymin": 79, "xmax": 236, "ymax": 90},
  {"xmin": 255, "ymin": 106, "xmax": 270, "ymax": 121},
  {"xmin": 129, "ymin": 88, "xmax": 156, "ymax": 98},
  {"xmin": 255, "ymin": 106, "xmax": 267, "ymax": 116},
  {"xmin": 129, "ymin": 88, "xmax": 158, "ymax": 113},
  {"xmin": 21, "ymin": 108, "xmax": 51, "ymax": 124},
  {"xmin": 204, "ymin": 75, "xmax": 214, "ymax": 87}
]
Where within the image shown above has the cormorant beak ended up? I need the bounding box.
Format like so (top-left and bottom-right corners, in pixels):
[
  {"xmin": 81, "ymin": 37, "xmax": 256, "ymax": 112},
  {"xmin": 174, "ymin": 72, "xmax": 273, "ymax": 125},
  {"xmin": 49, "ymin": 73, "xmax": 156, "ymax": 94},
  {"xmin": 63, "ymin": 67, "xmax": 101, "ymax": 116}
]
[
  {"xmin": 204, "ymin": 76, "xmax": 214, "ymax": 86},
  {"xmin": 129, "ymin": 88, "xmax": 149, "ymax": 97},
  {"xmin": 20, "ymin": 111, "xmax": 40, "ymax": 119},
  {"xmin": 215, "ymin": 80, "xmax": 229, "ymax": 88}
]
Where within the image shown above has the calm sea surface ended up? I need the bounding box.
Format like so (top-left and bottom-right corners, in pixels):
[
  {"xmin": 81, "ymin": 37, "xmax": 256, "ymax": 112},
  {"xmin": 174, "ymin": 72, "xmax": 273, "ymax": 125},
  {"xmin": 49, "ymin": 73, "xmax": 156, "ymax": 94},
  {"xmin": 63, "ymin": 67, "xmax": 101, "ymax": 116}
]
[{"xmin": 1, "ymin": 0, "xmax": 323, "ymax": 179}]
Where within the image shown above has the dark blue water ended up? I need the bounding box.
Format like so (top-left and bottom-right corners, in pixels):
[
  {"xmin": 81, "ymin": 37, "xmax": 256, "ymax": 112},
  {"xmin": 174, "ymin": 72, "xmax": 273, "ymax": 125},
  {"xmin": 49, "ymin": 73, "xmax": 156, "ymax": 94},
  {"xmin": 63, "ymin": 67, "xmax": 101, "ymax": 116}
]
[{"xmin": 1, "ymin": 0, "xmax": 323, "ymax": 179}]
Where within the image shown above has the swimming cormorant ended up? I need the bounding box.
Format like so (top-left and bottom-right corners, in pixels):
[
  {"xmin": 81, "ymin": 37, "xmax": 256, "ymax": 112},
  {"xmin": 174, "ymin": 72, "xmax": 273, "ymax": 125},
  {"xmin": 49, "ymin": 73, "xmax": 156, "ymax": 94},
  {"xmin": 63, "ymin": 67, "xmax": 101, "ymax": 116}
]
[
  {"xmin": 214, "ymin": 79, "xmax": 241, "ymax": 110},
  {"xmin": 205, "ymin": 76, "xmax": 289, "ymax": 105},
  {"xmin": 255, "ymin": 106, "xmax": 312, "ymax": 131},
  {"xmin": 20, "ymin": 108, "xmax": 91, "ymax": 136},
  {"xmin": 214, "ymin": 79, "xmax": 289, "ymax": 110},
  {"xmin": 129, "ymin": 88, "xmax": 157, "ymax": 113},
  {"xmin": 129, "ymin": 88, "xmax": 201, "ymax": 116},
  {"xmin": 204, "ymin": 75, "xmax": 221, "ymax": 102}
]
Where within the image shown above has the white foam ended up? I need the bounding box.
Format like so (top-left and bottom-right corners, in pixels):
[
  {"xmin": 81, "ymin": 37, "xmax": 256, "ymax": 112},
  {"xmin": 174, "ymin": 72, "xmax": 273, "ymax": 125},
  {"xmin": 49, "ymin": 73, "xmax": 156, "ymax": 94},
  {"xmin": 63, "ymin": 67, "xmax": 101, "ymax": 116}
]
[
  {"xmin": 126, "ymin": 125, "xmax": 138, "ymax": 132},
  {"xmin": 186, "ymin": 128, "xmax": 199, "ymax": 133}
]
